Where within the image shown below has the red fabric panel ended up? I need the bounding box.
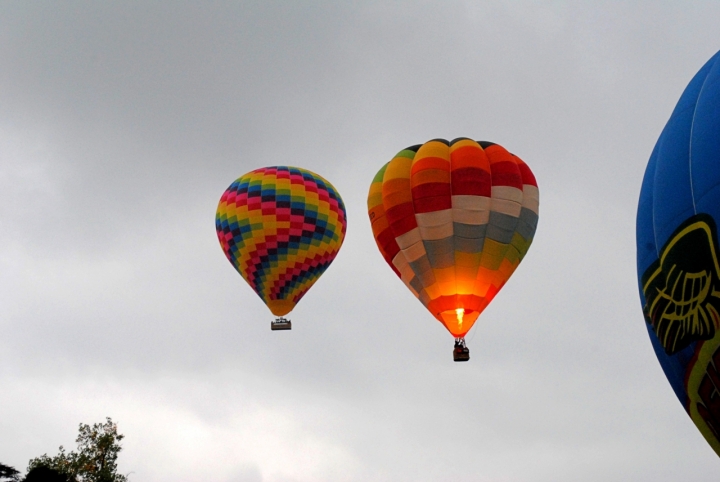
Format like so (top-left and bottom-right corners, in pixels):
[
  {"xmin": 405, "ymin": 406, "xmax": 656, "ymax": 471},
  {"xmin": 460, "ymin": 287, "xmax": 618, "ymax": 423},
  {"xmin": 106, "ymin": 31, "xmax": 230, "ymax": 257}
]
[
  {"xmin": 385, "ymin": 202, "xmax": 416, "ymax": 226},
  {"xmin": 451, "ymin": 167, "xmax": 491, "ymax": 196},
  {"xmin": 427, "ymin": 296, "xmax": 448, "ymax": 317},
  {"xmin": 389, "ymin": 214, "xmax": 418, "ymax": 235},
  {"xmin": 413, "ymin": 195, "xmax": 452, "ymax": 213},
  {"xmin": 412, "ymin": 182, "xmax": 452, "ymax": 200},
  {"xmin": 485, "ymin": 284, "xmax": 500, "ymax": 303},
  {"xmin": 516, "ymin": 158, "xmax": 538, "ymax": 187},
  {"xmin": 485, "ymin": 145, "xmax": 523, "ymax": 189},
  {"xmin": 489, "ymin": 161, "xmax": 523, "ymax": 188},
  {"xmin": 377, "ymin": 228, "xmax": 399, "ymax": 258}
]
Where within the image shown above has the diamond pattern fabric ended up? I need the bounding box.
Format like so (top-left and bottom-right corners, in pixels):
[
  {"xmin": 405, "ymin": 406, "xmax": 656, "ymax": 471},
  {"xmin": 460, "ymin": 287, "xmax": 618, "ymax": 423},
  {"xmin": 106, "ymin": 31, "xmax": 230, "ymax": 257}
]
[{"xmin": 217, "ymin": 166, "xmax": 347, "ymax": 316}]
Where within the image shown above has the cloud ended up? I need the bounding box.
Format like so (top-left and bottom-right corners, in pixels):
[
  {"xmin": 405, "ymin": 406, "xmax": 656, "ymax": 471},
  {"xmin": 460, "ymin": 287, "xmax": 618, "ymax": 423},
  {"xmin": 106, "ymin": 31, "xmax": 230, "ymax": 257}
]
[{"xmin": 1, "ymin": 1, "xmax": 720, "ymax": 481}]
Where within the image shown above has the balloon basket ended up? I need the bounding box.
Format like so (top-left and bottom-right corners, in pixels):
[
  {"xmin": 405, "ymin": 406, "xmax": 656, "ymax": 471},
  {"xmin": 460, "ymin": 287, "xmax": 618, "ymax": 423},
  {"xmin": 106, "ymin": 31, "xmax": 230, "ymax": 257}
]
[
  {"xmin": 271, "ymin": 317, "xmax": 292, "ymax": 331},
  {"xmin": 453, "ymin": 338, "xmax": 470, "ymax": 362}
]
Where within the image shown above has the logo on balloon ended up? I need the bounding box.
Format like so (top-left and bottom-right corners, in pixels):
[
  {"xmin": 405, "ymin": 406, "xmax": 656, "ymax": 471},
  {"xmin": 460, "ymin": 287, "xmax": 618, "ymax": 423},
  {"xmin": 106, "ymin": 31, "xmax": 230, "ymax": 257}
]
[{"xmin": 641, "ymin": 214, "xmax": 720, "ymax": 355}]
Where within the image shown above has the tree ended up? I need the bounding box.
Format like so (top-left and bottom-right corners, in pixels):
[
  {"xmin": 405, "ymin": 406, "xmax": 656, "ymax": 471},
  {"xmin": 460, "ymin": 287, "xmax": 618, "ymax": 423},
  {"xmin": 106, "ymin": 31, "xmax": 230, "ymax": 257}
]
[
  {"xmin": 27, "ymin": 418, "xmax": 127, "ymax": 482},
  {"xmin": 23, "ymin": 467, "xmax": 70, "ymax": 482},
  {"xmin": 0, "ymin": 463, "xmax": 20, "ymax": 482}
]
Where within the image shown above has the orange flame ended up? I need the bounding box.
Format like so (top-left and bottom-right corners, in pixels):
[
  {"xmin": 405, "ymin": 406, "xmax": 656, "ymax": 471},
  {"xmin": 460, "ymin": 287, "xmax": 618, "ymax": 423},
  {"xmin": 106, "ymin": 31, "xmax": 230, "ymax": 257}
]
[{"xmin": 455, "ymin": 308, "xmax": 465, "ymax": 330}]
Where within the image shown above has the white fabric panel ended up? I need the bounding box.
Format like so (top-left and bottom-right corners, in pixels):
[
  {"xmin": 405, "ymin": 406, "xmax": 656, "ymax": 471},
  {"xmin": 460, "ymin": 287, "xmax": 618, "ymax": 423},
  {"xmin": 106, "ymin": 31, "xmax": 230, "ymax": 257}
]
[
  {"xmin": 523, "ymin": 196, "xmax": 539, "ymax": 214},
  {"xmin": 452, "ymin": 195, "xmax": 491, "ymax": 211},
  {"xmin": 415, "ymin": 209, "xmax": 452, "ymax": 227},
  {"xmin": 395, "ymin": 227, "xmax": 422, "ymax": 249},
  {"xmin": 491, "ymin": 185, "xmax": 523, "ymax": 203},
  {"xmin": 452, "ymin": 208, "xmax": 489, "ymax": 225},
  {"xmin": 401, "ymin": 240, "xmax": 427, "ymax": 261},
  {"xmin": 522, "ymin": 185, "xmax": 540, "ymax": 214},
  {"xmin": 392, "ymin": 253, "xmax": 416, "ymax": 281},
  {"xmin": 391, "ymin": 257, "xmax": 420, "ymax": 297},
  {"xmin": 490, "ymin": 198, "xmax": 522, "ymax": 217},
  {"xmin": 522, "ymin": 184, "xmax": 539, "ymax": 201},
  {"xmin": 419, "ymin": 223, "xmax": 453, "ymax": 240}
]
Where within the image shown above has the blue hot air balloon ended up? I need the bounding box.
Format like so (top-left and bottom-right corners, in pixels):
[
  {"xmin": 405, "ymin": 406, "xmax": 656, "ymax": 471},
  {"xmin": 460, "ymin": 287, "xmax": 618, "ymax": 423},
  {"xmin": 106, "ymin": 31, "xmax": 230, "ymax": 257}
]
[{"xmin": 637, "ymin": 50, "xmax": 720, "ymax": 456}]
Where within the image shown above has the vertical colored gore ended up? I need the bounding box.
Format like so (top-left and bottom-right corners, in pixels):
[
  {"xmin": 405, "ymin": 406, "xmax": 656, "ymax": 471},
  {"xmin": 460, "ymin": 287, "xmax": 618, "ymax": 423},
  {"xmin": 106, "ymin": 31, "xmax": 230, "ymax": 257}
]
[{"xmin": 367, "ymin": 138, "xmax": 539, "ymax": 338}]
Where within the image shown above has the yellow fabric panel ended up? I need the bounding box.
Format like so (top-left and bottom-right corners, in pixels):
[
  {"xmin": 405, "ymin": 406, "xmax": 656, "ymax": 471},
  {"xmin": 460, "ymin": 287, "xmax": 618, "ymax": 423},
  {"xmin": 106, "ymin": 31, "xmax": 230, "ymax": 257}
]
[
  {"xmin": 414, "ymin": 140, "xmax": 451, "ymax": 162},
  {"xmin": 439, "ymin": 281, "xmax": 456, "ymax": 297},
  {"xmin": 479, "ymin": 238, "xmax": 509, "ymax": 270},
  {"xmin": 480, "ymin": 238, "xmax": 506, "ymax": 257},
  {"xmin": 434, "ymin": 266, "xmax": 456, "ymax": 284},
  {"xmin": 455, "ymin": 274, "xmax": 476, "ymax": 294},
  {"xmin": 449, "ymin": 138, "xmax": 480, "ymax": 153},
  {"xmin": 367, "ymin": 185, "xmax": 383, "ymax": 209},
  {"xmin": 504, "ymin": 244, "xmax": 521, "ymax": 266},
  {"xmin": 425, "ymin": 283, "xmax": 442, "ymax": 300},
  {"xmin": 455, "ymin": 251, "xmax": 482, "ymax": 267},
  {"xmin": 479, "ymin": 252, "xmax": 504, "ymax": 271},
  {"xmin": 384, "ymin": 156, "xmax": 413, "ymax": 180},
  {"xmin": 512, "ymin": 232, "xmax": 532, "ymax": 258}
]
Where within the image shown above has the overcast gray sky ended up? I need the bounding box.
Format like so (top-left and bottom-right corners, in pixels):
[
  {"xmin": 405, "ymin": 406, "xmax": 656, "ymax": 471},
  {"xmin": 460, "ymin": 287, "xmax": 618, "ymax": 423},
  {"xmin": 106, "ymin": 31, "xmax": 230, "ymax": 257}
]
[{"xmin": 1, "ymin": 2, "xmax": 719, "ymax": 481}]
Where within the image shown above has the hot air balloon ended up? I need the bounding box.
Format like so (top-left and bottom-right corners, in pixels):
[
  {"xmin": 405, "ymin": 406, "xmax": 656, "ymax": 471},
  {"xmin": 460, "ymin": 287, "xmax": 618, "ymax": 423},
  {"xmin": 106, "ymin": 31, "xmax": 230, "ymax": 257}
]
[
  {"xmin": 216, "ymin": 166, "xmax": 347, "ymax": 330},
  {"xmin": 368, "ymin": 138, "xmax": 539, "ymax": 361},
  {"xmin": 637, "ymin": 50, "xmax": 720, "ymax": 456}
]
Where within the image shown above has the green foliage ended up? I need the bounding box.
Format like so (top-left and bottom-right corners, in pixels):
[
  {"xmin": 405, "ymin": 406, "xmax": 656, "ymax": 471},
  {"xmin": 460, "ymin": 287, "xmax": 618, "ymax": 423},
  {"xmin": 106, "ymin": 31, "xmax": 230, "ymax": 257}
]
[
  {"xmin": 27, "ymin": 418, "xmax": 127, "ymax": 482},
  {"xmin": 0, "ymin": 463, "xmax": 21, "ymax": 482},
  {"xmin": 24, "ymin": 466, "xmax": 70, "ymax": 482}
]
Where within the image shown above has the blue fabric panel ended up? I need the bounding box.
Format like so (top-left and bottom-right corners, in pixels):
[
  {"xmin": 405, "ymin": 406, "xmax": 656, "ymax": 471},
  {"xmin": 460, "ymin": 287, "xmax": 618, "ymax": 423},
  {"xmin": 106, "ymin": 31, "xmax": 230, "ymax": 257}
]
[
  {"xmin": 652, "ymin": 53, "xmax": 716, "ymax": 246},
  {"xmin": 636, "ymin": 143, "xmax": 659, "ymax": 276},
  {"xmin": 691, "ymin": 52, "xmax": 720, "ymax": 215}
]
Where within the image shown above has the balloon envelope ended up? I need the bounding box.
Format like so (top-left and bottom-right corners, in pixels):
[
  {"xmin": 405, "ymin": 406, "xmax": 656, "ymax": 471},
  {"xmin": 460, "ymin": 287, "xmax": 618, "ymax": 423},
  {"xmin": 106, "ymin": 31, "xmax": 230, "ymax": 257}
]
[
  {"xmin": 637, "ymin": 50, "xmax": 720, "ymax": 456},
  {"xmin": 216, "ymin": 166, "xmax": 347, "ymax": 316},
  {"xmin": 367, "ymin": 138, "xmax": 539, "ymax": 337}
]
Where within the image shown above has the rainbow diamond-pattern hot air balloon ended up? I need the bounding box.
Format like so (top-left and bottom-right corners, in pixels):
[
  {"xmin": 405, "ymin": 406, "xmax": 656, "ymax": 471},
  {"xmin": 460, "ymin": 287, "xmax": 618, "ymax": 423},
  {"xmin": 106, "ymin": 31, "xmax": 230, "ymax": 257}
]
[
  {"xmin": 367, "ymin": 138, "xmax": 539, "ymax": 359},
  {"xmin": 216, "ymin": 166, "xmax": 347, "ymax": 327}
]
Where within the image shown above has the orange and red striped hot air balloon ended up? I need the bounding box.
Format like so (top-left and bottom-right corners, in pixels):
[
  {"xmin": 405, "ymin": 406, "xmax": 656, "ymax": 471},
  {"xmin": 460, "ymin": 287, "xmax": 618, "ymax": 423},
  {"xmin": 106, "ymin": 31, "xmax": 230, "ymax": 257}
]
[{"xmin": 367, "ymin": 138, "xmax": 539, "ymax": 361}]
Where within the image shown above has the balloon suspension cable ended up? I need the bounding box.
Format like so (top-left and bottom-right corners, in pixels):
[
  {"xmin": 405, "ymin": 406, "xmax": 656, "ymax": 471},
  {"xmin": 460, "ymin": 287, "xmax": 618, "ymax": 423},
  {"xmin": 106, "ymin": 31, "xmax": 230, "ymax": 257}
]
[
  {"xmin": 467, "ymin": 321, "xmax": 479, "ymax": 344},
  {"xmin": 270, "ymin": 317, "xmax": 292, "ymax": 331}
]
